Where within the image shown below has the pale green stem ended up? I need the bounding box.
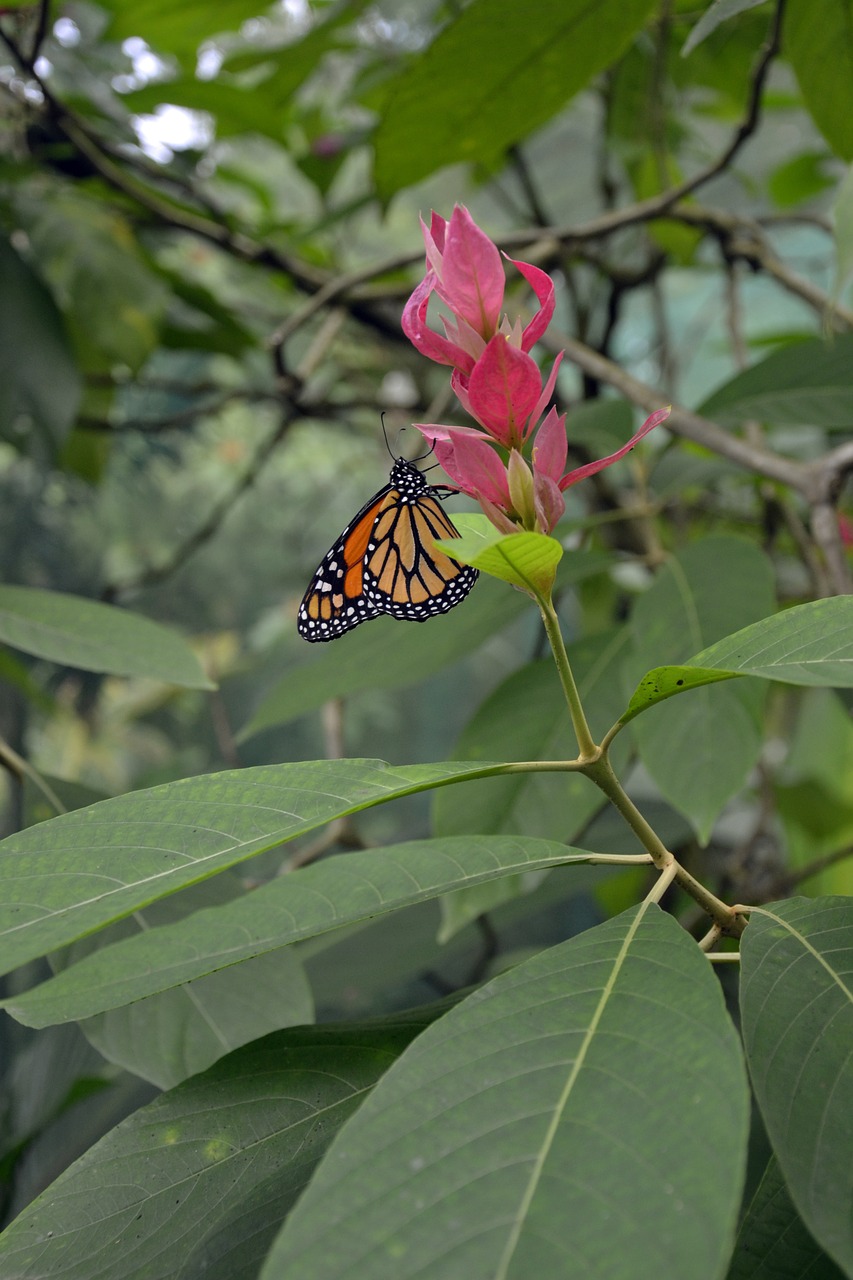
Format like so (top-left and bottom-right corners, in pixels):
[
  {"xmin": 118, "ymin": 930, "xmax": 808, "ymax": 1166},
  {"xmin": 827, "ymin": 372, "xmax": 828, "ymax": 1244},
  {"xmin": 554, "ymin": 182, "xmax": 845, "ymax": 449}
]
[
  {"xmin": 587, "ymin": 754, "xmax": 745, "ymax": 936},
  {"xmin": 644, "ymin": 857, "xmax": 677, "ymax": 904},
  {"xmin": 0, "ymin": 735, "xmax": 66, "ymax": 816},
  {"xmin": 536, "ymin": 601, "xmax": 744, "ymax": 937},
  {"xmin": 583, "ymin": 753, "xmax": 674, "ymax": 870},
  {"xmin": 537, "ymin": 595, "xmax": 597, "ymax": 760}
]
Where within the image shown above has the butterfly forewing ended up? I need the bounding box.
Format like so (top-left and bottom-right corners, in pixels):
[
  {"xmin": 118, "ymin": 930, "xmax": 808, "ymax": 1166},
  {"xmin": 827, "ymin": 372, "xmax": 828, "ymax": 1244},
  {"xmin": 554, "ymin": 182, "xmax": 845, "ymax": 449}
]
[{"xmin": 297, "ymin": 458, "xmax": 478, "ymax": 642}]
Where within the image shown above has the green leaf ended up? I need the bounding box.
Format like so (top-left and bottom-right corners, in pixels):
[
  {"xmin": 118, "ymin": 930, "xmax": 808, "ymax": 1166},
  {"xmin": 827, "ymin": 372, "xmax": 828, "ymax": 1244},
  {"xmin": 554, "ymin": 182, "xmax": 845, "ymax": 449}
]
[
  {"xmin": 120, "ymin": 1, "xmax": 369, "ymax": 114},
  {"xmin": 0, "ymin": 585, "xmax": 213, "ymax": 686},
  {"xmin": 728, "ymin": 1153, "xmax": 847, "ymax": 1280},
  {"xmin": 439, "ymin": 529, "xmax": 563, "ymax": 596},
  {"xmin": 0, "ymin": 236, "xmax": 81, "ymax": 461},
  {"xmin": 627, "ymin": 536, "xmax": 775, "ymax": 842},
  {"xmin": 786, "ymin": 0, "xmax": 853, "ymax": 160},
  {"xmin": 23, "ymin": 194, "xmax": 169, "ymax": 373},
  {"xmin": 4, "ymin": 834, "xmax": 597, "ymax": 1026},
  {"xmin": 681, "ymin": 0, "xmax": 770, "ymax": 58},
  {"xmin": 740, "ymin": 897, "xmax": 853, "ymax": 1274},
  {"xmin": 697, "ymin": 333, "xmax": 853, "ymax": 427},
  {"xmin": 265, "ymin": 905, "xmax": 749, "ymax": 1280},
  {"xmin": 621, "ymin": 594, "xmax": 853, "ymax": 724},
  {"xmin": 686, "ymin": 596, "xmax": 853, "ymax": 686},
  {"xmin": 0, "ymin": 759, "xmax": 537, "ymax": 978},
  {"xmin": 124, "ymin": 78, "xmax": 285, "ymax": 141},
  {"xmin": 775, "ymin": 689, "xmax": 853, "ymax": 894},
  {"xmin": 433, "ymin": 629, "xmax": 632, "ymax": 841},
  {"xmin": 564, "ymin": 396, "xmax": 635, "ymax": 454},
  {"xmin": 768, "ymin": 151, "xmax": 836, "ymax": 208},
  {"xmin": 99, "ymin": 0, "xmax": 273, "ymax": 66},
  {"xmin": 621, "ymin": 664, "xmax": 738, "ymax": 723},
  {"xmin": 65, "ymin": 878, "xmax": 313, "ymax": 1088},
  {"xmin": 0, "ymin": 1009, "xmax": 447, "ymax": 1280},
  {"xmin": 241, "ymin": 552, "xmax": 609, "ymax": 738},
  {"xmin": 373, "ymin": 0, "xmax": 660, "ymax": 199}
]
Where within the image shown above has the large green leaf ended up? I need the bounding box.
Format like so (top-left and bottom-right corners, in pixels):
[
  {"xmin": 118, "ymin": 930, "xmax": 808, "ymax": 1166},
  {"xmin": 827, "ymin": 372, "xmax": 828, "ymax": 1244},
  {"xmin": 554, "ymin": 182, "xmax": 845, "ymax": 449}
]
[
  {"xmin": 775, "ymin": 689, "xmax": 853, "ymax": 895},
  {"xmin": 373, "ymin": 0, "xmax": 659, "ymax": 199},
  {"xmin": 63, "ymin": 877, "xmax": 313, "ymax": 1089},
  {"xmin": 727, "ymin": 1154, "xmax": 847, "ymax": 1280},
  {"xmin": 681, "ymin": 0, "xmax": 769, "ymax": 57},
  {"xmin": 241, "ymin": 552, "xmax": 610, "ymax": 738},
  {"xmin": 627, "ymin": 536, "xmax": 774, "ymax": 842},
  {"xmin": 621, "ymin": 597, "xmax": 853, "ymax": 725},
  {"xmin": 686, "ymin": 597, "xmax": 853, "ymax": 686},
  {"xmin": 99, "ymin": 0, "xmax": 272, "ymax": 65},
  {"xmin": 433, "ymin": 629, "xmax": 631, "ymax": 841},
  {"xmin": 23, "ymin": 193, "xmax": 169, "ymax": 373},
  {"xmin": 265, "ymin": 905, "xmax": 749, "ymax": 1280},
  {"xmin": 0, "ymin": 585, "xmax": 213, "ymax": 686},
  {"xmin": 0, "ymin": 236, "xmax": 81, "ymax": 460},
  {"xmin": 697, "ymin": 333, "xmax": 853, "ymax": 427},
  {"xmin": 786, "ymin": 0, "xmax": 853, "ymax": 160},
  {"xmin": 4, "ymin": 835, "xmax": 603, "ymax": 1027},
  {"xmin": 740, "ymin": 897, "xmax": 853, "ymax": 1275},
  {"xmin": 123, "ymin": 1, "xmax": 368, "ymax": 133},
  {"xmin": 0, "ymin": 759, "xmax": 548, "ymax": 977},
  {"xmin": 0, "ymin": 1008, "xmax": 447, "ymax": 1280}
]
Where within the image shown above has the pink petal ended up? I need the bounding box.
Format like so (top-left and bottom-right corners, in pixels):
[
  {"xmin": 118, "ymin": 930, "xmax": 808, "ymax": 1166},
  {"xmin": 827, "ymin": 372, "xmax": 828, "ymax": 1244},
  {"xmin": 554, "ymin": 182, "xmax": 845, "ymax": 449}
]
[
  {"xmin": 427, "ymin": 210, "xmax": 447, "ymax": 253},
  {"xmin": 437, "ymin": 205, "xmax": 505, "ymax": 340},
  {"xmin": 534, "ymin": 471, "xmax": 566, "ymax": 534},
  {"xmin": 507, "ymin": 257, "xmax": 556, "ymax": 351},
  {"xmin": 420, "ymin": 212, "xmax": 446, "ymax": 278},
  {"xmin": 402, "ymin": 275, "xmax": 475, "ymax": 373},
  {"xmin": 413, "ymin": 421, "xmax": 492, "ymax": 447},
  {"xmin": 431, "ymin": 430, "xmax": 511, "ymax": 506},
  {"xmin": 526, "ymin": 351, "xmax": 564, "ymax": 439},
  {"xmin": 467, "ymin": 336, "xmax": 542, "ymax": 447},
  {"xmin": 532, "ymin": 407, "xmax": 568, "ymax": 483},
  {"xmin": 442, "ymin": 312, "xmax": 487, "ymax": 363},
  {"xmin": 559, "ymin": 406, "xmax": 670, "ymax": 491},
  {"xmin": 450, "ymin": 368, "xmax": 474, "ymax": 421}
]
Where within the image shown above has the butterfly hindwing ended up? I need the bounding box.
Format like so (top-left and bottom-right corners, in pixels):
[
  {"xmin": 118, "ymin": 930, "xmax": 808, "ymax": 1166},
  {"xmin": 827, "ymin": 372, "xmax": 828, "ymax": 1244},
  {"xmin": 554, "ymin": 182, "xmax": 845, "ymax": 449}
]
[{"xmin": 297, "ymin": 458, "xmax": 477, "ymax": 642}]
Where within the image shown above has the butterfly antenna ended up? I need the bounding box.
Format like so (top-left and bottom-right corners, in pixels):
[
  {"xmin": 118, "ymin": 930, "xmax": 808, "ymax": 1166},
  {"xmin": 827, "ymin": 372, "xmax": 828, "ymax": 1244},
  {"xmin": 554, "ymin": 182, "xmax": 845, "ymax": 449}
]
[{"xmin": 380, "ymin": 412, "xmax": 396, "ymax": 461}]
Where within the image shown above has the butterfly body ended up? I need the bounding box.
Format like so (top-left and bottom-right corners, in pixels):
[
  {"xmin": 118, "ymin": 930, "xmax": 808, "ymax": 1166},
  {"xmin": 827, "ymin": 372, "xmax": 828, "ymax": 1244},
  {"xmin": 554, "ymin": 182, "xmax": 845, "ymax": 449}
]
[{"xmin": 298, "ymin": 457, "xmax": 478, "ymax": 642}]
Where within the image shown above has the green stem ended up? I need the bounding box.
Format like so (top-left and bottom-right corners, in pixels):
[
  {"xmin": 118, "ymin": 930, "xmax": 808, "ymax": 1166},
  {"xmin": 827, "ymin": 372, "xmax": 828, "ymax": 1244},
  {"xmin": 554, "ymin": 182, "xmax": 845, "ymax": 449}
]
[
  {"xmin": 536, "ymin": 597, "xmax": 745, "ymax": 938},
  {"xmin": 0, "ymin": 735, "xmax": 66, "ymax": 816},
  {"xmin": 584, "ymin": 753, "xmax": 673, "ymax": 868},
  {"xmin": 538, "ymin": 595, "xmax": 597, "ymax": 760},
  {"xmin": 588, "ymin": 754, "xmax": 744, "ymax": 935}
]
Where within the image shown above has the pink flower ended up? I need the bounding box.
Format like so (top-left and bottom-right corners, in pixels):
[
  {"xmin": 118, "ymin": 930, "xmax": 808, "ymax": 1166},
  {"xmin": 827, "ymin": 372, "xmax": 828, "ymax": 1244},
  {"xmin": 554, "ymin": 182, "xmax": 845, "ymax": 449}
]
[
  {"xmin": 417, "ymin": 406, "xmax": 671, "ymax": 535},
  {"xmin": 401, "ymin": 205, "xmax": 555, "ymax": 375},
  {"xmin": 403, "ymin": 206, "xmax": 670, "ymax": 535}
]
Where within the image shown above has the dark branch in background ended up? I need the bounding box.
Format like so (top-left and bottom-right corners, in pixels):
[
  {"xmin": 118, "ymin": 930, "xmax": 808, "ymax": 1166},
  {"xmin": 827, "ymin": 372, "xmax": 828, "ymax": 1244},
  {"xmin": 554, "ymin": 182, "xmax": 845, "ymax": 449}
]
[
  {"xmin": 6, "ymin": 0, "xmax": 851, "ymax": 598},
  {"xmin": 101, "ymin": 310, "xmax": 347, "ymax": 600},
  {"xmin": 29, "ymin": 0, "xmax": 51, "ymax": 63},
  {"xmin": 76, "ymin": 390, "xmax": 282, "ymax": 434},
  {"xmin": 508, "ymin": 144, "xmax": 552, "ymax": 228},
  {"xmin": 100, "ymin": 410, "xmax": 297, "ymax": 600},
  {"xmin": 723, "ymin": 259, "xmax": 831, "ymax": 597}
]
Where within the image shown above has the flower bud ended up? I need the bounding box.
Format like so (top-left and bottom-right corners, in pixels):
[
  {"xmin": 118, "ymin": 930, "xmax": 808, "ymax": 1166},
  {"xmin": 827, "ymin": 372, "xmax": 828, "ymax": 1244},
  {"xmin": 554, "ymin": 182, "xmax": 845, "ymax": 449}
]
[{"xmin": 507, "ymin": 449, "xmax": 536, "ymax": 529}]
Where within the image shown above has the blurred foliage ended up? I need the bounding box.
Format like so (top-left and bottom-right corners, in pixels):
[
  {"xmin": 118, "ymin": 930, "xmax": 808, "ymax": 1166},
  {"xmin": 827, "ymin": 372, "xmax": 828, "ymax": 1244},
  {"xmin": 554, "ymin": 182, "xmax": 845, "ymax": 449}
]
[{"xmin": 1, "ymin": 0, "xmax": 852, "ymax": 1272}]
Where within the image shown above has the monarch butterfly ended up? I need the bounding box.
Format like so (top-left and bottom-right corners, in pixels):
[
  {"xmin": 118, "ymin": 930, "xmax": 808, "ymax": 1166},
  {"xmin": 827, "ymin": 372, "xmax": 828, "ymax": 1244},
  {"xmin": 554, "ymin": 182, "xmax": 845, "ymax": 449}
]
[{"xmin": 297, "ymin": 455, "xmax": 478, "ymax": 642}]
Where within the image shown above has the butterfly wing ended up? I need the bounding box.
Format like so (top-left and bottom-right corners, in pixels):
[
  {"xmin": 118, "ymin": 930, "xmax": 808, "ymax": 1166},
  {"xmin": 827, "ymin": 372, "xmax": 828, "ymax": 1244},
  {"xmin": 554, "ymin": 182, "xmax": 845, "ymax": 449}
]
[
  {"xmin": 297, "ymin": 460, "xmax": 478, "ymax": 643},
  {"xmin": 362, "ymin": 489, "xmax": 478, "ymax": 621},
  {"xmin": 297, "ymin": 483, "xmax": 393, "ymax": 642}
]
